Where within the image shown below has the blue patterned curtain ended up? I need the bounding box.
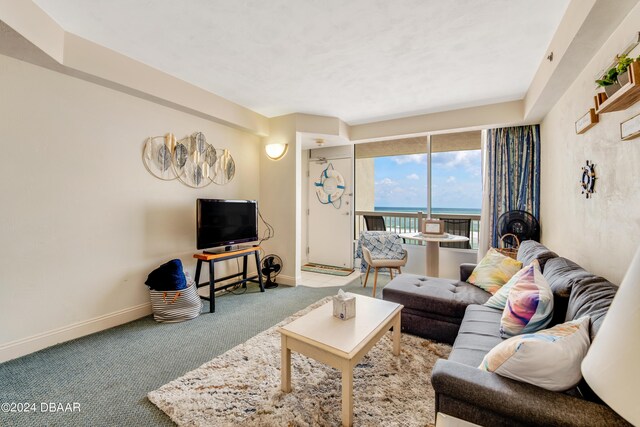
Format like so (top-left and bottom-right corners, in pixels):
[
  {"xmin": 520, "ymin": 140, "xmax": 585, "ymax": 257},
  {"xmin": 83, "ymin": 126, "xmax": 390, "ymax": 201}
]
[{"xmin": 487, "ymin": 125, "xmax": 540, "ymax": 247}]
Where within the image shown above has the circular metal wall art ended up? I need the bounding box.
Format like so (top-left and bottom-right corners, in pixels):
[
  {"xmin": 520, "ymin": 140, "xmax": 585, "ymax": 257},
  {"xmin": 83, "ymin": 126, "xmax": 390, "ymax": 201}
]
[
  {"xmin": 211, "ymin": 149, "xmax": 236, "ymax": 185},
  {"xmin": 580, "ymin": 160, "xmax": 596, "ymax": 198},
  {"xmin": 142, "ymin": 131, "xmax": 235, "ymax": 188},
  {"xmin": 142, "ymin": 134, "xmax": 177, "ymax": 180},
  {"xmin": 173, "ymin": 132, "xmax": 217, "ymax": 188}
]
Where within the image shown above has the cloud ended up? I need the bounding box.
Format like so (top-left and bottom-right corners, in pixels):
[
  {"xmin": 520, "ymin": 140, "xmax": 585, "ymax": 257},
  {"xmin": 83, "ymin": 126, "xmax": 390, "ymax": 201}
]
[
  {"xmin": 374, "ymin": 174, "xmax": 426, "ymax": 207},
  {"xmin": 432, "ymin": 150, "xmax": 481, "ymax": 176},
  {"xmin": 431, "ymin": 173, "xmax": 482, "ymax": 209},
  {"xmin": 376, "ymin": 177, "xmax": 397, "ymax": 186},
  {"xmin": 391, "ymin": 154, "xmax": 427, "ymax": 165},
  {"xmin": 373, "ymin": 152, "xmax": 481, "ymax": 209}
]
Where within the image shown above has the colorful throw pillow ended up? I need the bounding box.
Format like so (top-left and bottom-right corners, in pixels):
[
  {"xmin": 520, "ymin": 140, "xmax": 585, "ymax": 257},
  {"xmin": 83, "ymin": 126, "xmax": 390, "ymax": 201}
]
[
  {"xmin": 468, "ymin": 248, "xmax": 523, "ymax": 294},
  {"xmin": 500, "ymin": 263, "xmax": 553, "ymax": 337},
  {"xmin": 480, "ymin": 317, "xmax": 591, "ymax": 391},
  {"xmin": 484, "ymin": 260, "xmax": 540, "ymax": 310}
]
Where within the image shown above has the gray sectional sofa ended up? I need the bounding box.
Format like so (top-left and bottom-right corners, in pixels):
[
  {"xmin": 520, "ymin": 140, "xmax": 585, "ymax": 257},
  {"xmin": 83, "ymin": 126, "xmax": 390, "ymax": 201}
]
[{"xmin": 382, "ymin": 240, "xmax": 630, "ymax": 426}]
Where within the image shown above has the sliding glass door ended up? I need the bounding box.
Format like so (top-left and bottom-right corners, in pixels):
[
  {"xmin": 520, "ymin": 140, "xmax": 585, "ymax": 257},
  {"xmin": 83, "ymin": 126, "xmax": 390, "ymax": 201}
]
[{"xmin": 354, "ymin": 131, "xmax": 481, "ymax": 248}]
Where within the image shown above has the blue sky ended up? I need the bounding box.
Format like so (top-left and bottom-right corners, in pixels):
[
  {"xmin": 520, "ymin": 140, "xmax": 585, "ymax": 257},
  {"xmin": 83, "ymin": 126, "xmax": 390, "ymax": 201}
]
[{"xmin": 374, "ymin": 150, "xmax": 482, "ymax": 209}]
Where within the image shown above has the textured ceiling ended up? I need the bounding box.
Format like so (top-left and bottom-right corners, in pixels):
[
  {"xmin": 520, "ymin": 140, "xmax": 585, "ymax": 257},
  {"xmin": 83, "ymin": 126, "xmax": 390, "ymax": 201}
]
[{"xmin": 33, "ymin": 0, "xmax": 569, "ymax": 124}]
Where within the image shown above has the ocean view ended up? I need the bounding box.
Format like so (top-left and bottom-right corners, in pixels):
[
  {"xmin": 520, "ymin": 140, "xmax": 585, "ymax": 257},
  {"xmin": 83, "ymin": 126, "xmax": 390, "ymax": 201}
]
[
  {"xmin": 369, "ymin": 207, "xmax": 481, "ymax": 248},
  {"xmin": 375, "ymin": 206, "xmax": 481, "ymax": 215}
]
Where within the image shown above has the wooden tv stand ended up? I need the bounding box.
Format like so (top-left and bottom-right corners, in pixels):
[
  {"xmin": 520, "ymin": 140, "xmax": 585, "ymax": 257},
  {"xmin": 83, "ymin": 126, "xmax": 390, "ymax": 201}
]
[{"xmin": 193, "ymin": 246, "xmax": 265, "ymax": 313}]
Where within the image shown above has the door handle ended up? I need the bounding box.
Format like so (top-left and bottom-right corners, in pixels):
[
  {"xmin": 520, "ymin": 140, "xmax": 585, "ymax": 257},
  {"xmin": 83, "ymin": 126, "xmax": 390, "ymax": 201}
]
[{"xmin": 343, "ymin": 212, "xmax": 350, "ymax": 216}]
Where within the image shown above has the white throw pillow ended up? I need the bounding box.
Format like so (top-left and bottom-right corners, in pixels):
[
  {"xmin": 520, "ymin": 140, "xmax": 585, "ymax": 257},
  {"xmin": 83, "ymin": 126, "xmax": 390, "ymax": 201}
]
[{"xmin": 479, "ymin": 317, "xmax": 591, "ymax": 391}]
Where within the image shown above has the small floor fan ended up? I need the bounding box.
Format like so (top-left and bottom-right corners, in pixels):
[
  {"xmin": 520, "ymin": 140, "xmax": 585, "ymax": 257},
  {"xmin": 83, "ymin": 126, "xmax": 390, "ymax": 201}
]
[
  {"xmin": 261, "ymin": 254, "xmax": 282, "ymax": 289},
  {"xmin": 496, "ymin": 210, "xmax": 540, "ymax": 246}
]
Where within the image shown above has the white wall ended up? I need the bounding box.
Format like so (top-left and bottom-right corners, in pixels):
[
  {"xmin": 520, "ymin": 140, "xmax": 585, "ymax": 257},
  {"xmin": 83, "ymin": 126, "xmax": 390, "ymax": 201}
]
[
  {"xmin": 261, "ymin": 119, "xmax": 352, "ymax": 283},
  {"xmin": 355, "ymin": 158, "xmax": 375, "ymax": 211},
  {"xmin": 0, "ymin": 10, "xmax": 269, "ymax": 136},
  {"xmin": 349, "ymin": 101, "xmax": 524, "ymax": 142},
  {"xmin": 0, "ymin": 54, "xmax": 260, "ymax": 361},
  {"xmin": 259, "ymin": 115, "xmax": 298, "ymax": 284},
  {"xmin": 540, "ymin": 3, "xmax": 640, "ymax": 284},
  {"xmin": 309, "ymin": 145, "xmax": 353, "ymax": 159}
]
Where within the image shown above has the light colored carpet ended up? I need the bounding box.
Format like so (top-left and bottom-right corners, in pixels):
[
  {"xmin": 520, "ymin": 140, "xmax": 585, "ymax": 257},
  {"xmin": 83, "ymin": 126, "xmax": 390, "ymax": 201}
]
[{"xmin": 149, "ymin": 296, "xmax": 451, "ymax": 426}]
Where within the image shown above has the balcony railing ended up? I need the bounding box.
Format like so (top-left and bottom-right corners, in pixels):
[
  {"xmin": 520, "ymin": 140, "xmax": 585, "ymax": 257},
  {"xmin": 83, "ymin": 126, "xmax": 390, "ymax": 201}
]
[{"xmin": 355, "ymin": 210, "xmax": 481, "ymax": 250}]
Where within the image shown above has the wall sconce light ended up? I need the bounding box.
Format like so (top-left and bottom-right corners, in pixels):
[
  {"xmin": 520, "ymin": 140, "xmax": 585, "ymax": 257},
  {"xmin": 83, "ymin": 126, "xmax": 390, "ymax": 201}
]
[{"xmin": 265, "ymin": 143, "xmax": 288, "ymax": 160}]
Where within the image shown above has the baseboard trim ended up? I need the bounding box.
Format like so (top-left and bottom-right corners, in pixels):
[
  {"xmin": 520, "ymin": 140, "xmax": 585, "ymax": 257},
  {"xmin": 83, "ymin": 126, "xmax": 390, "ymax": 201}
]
[
  {"xmin": 277, "ymin": 274, "xmax": 297, "ymax": 287},
  {"xmin": 0, "ymin": 302, "xmax": 152, "ymax": 363}
]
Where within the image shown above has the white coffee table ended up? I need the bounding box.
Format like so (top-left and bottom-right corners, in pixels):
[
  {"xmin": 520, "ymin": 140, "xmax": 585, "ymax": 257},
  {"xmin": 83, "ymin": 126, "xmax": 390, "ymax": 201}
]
[
  {"xmin": 278, "ymin": 294, "xmax": 403, "ymax": 427},
  {"xmin": 399, "ymin": 232, "xmax": 469, "ymax": 277}
]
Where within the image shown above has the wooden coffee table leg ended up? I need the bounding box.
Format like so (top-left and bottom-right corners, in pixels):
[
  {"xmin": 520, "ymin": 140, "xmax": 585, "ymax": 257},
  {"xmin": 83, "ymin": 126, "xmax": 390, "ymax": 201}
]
[
  {"xmin": 281, "ymin": 335, "xmax": 291, "ymax": 392},
  {"xmin": 392, "ymin": 313, "xmax": 401, "ymax": 356},
  {"xmin": 341, "ymin": 361, "xmax": 354, "ymax": 427}
]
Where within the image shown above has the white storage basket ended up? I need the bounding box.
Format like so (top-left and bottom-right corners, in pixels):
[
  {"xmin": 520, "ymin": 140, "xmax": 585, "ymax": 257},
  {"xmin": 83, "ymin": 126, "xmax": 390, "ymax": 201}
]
[{"xmin": 149, "ymin": 281, "xmax": 202, "ymax": 323}]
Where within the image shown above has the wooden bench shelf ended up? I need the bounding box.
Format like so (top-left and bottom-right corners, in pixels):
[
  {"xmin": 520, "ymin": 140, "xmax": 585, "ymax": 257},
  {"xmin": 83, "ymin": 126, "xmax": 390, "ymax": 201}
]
[{"xmin": 596, "ymin": 61, "xmax": 640, "ymax": 114}]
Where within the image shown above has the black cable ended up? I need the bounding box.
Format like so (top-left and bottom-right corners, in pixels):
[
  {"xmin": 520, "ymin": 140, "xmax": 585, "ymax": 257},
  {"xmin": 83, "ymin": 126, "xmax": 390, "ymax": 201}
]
[
  {"xmin": 256, "ymin": 207, "xmax": 275, "ymax": 259},
  {"xmin": 219, "ymin": 208, "xmax": 275, "ymax": 297},
  {"xmin": 224, "ymin": 257, "xmax": 247, "ymax": 295},
  {"xmin": 257, "ymin": 207, "xmax": 274, "ymax": 243},
  {"xmin": 255, "ymin": 208, "xmax": 281, "ymax": 286},
  {"xmin": 216, "ymin": 208, "xmax": 277, "ymax": 296}
]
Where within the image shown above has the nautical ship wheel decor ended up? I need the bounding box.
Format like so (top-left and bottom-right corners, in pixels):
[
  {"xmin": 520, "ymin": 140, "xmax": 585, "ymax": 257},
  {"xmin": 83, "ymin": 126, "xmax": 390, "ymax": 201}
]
[{"xmin": 580, "ymin": 160, "xmax": 596, "ymax": 198}]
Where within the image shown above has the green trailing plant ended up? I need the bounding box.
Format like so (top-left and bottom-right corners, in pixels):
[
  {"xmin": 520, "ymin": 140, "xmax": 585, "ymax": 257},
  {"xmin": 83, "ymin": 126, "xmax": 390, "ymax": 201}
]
[
  {"xmin": 616, "ymin": 54, "xmax": 634, "ymax": 74},
  {"xmin": 596, "ymin": 67, "xmax": 618, "ymax": 87}
]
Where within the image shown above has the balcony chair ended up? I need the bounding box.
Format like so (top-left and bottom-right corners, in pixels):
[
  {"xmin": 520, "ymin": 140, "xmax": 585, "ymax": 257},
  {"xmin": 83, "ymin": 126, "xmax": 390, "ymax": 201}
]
[
  {"xmin": 360, "ymin": 233, "xmax": 408, "ymax": 297},
  {"xmin": 440, "ymin": 218, "xmax": 472, "ymax": 249},
  {"xmin": 363, "ymin": 215, "xmax": 386, "ymax": 231},
  {"xmin": 363, "ymin": 214, "xmax": 408, "ymax": 243}
]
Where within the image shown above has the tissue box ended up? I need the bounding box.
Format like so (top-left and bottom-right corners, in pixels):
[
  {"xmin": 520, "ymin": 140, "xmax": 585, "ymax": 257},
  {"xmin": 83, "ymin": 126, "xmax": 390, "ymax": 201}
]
[{"xmin": 332, "ymin": 293, "xmax": 356, "ymax": 320}]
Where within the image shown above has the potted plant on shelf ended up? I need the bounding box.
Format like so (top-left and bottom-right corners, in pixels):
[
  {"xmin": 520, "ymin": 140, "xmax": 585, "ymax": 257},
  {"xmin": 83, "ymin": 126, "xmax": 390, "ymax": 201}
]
[
  {"xmin": 616, "ymin": 54, "xmax": 634, "ymax": 86},
  {"xmin": 596, "ymin": 66, "xmax": 621, "ymax": 97}
]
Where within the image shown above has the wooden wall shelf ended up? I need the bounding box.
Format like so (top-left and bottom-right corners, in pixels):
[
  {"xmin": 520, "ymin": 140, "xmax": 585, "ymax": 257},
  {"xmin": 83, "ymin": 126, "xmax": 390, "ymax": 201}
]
[{"xmin": 596, "ymin": 61, "xmax": 640, "ymax": 114}]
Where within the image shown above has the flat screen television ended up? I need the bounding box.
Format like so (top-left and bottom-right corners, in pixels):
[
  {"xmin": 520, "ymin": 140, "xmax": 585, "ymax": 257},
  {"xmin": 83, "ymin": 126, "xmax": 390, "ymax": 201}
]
[{"xmin": 196, "ymin": 199, "xmax": 258, "ymax": 250}]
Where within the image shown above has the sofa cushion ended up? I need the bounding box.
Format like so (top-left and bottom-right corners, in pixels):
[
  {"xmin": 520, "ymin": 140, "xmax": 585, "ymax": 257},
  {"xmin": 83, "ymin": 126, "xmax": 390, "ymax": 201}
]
[
  {"xmin": 500, "ymin": 263, "xmax": 554, "ymax": 337},
  {"xmin": 383, "ymin": 273, "xmax": 490, "ymax": 319},
  {"xmin": 449, "ymin": 305, "xmax": 504, "ymax": 367},
  {"xmin": 543, "ymin": 257, "xmax": 602, "ymax": 326},
  {"xmin": 517, "ymin": 240, "xmax": 558, "ymax": 272},
  {"xmin": 468, "ymin": 248, "xmax": 523, "ymax": 294},
  {"xmin": 544, "ymin": 257, "xmax": 597, "ymax": 298},
  {"xmin": 480, "ymin": 317, "xmax": 591, "ymax": 391},
  {"xmin": 566, "ymin": 277, "xmax": 618, "ymax": 340}
]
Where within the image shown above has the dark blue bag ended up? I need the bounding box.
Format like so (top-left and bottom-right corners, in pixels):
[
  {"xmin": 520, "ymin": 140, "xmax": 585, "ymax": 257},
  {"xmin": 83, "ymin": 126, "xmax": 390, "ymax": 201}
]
[{"xmin": 145, "ymin": 259, "xmax": 187, "ymax": 291}]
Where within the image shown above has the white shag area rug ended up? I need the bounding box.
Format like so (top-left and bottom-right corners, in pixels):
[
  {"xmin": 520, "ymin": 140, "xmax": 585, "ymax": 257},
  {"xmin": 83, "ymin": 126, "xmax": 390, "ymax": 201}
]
[{"xmin": 148, "ymin": 297, "xmax": 451, "ymax": 427}]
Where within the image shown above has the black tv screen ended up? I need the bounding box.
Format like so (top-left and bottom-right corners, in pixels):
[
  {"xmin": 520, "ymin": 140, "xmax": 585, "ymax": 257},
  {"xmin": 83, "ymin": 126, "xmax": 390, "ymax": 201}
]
[{"xmin": 196, "ymin": 199, "xmax": 258, "ymax": 249}]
